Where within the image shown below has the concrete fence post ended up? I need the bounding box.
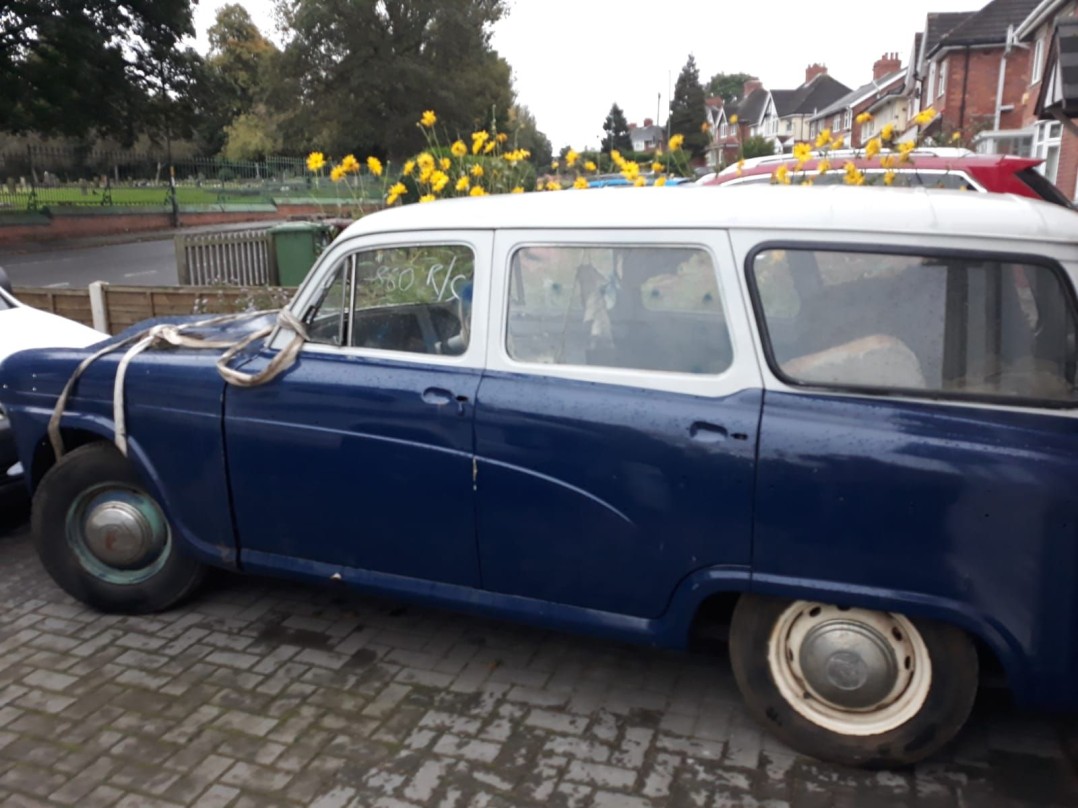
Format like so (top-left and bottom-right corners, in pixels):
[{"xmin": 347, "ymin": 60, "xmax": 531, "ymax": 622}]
[{"xmin": 88, "ymin": 281, "xmax": 110, "ymax": 333}]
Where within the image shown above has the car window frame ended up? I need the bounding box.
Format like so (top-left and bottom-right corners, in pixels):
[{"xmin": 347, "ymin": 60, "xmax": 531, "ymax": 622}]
[
  {"xmin": 743, "ymin": 239, "xmax": 1078, "ymax": 410},
  {"xmin": 719, "ymin": 168, "xmax": 987, "ymax": 192},
  {"xmin": 271, "ymin": 229, "xmax": 493, "ymax": 369},
  {"xmin": 486, "ymin": 228, "xmax": 762, "ymax": 398}
]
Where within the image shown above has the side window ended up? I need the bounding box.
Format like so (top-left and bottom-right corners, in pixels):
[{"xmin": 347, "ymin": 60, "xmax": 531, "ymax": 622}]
[
  {"xmin": 304, "ymin": 244, "xmax": 474, "ymax": 356},
  {"xmin": 507, "ymin": 245, "xmax": 732, "ymax": 375},
  {"xmin": 750, "ymin": 247, "xmax": 1078, "ymax": 403}
]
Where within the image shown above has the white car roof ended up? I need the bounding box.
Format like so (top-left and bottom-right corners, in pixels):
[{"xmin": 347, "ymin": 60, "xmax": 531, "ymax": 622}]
[{"xmin": 340, "ymin": 186, "xmax": 1078, "ymax": 245}]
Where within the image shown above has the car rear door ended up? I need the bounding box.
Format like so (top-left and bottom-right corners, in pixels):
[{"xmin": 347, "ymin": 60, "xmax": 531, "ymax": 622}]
[{"xmin": 473, "ymin": 229, "xmax": 763, "ymax": 618}]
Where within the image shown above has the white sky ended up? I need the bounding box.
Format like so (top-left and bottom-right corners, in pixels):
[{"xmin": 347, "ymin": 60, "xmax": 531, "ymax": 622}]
[{"xmin": 190, "ymin": 0, "xmax": 986, "ymax": 150}]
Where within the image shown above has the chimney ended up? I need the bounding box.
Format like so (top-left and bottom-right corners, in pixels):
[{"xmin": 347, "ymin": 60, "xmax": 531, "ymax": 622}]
[
  {"xmin": 805, "ymin": 63, "xmax": 828, "ymax": 84},
  {"xmin": 873, "ymin": 52, "xmax": 901, "ymax": 81},
  {"xmin": 742, "ymin": 77, "xmax": 763, "ymax": 98},
  {"xmin": 628, "ymin": 122, "xmax": 638, "ymax": 130},
  {"xmin": 644, "ymin": 117, "xmax": 653, "ymax": 127}
]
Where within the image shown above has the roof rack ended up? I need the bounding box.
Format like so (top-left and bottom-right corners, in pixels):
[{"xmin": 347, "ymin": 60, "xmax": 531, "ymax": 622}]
[{"xmin": 714, "ymin": 146, "xmax": 974, "ymax": 176}]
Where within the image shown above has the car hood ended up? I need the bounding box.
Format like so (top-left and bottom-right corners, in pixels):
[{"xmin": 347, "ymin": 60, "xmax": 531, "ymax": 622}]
[{"xmin": 0, "ymin": 306, "xmax": 104, "ymax": 362}]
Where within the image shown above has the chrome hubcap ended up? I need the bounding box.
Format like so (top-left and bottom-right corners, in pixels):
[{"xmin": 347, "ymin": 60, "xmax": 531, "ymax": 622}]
[
  {"xmin": 83, "ymin": 500, "xmax": 165, "ymax": 569},
  {"xmin": 67, "ymin": 485, "xmax": 171, "ymax": 585},
  {"xmin": 799, "ymin": 619, "xmax": 899, "ymax": 709}
]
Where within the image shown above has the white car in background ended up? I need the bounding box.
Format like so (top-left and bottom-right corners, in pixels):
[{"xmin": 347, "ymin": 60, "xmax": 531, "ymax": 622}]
[{"xmin": 0, "ymin": 267, "xmax": 102, "ymax": 509}]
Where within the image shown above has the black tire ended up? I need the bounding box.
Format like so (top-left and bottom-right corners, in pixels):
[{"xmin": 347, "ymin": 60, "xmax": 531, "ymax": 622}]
[
  {"xmin": 31, "ymin": 442, "xmax": 205, "ymax": 614},
  {"xmin": 729, "ymin": 593, "xmax": 978, "ymax": 768}
]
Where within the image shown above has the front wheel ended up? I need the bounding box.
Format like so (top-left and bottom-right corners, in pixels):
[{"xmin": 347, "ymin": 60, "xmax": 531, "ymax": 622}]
[
  {"xmin": 729, "ymin": 594, "xmax": 978, "ymax": 768},
  {"xmin": 32, "ymin": 442, "xmax": 205, "ymax": 613}
]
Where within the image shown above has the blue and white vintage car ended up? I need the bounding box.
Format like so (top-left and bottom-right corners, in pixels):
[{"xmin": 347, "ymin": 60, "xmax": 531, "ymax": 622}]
[{"xmin": 2, "ymin": 186, "xmax": 1077, "ymax": 767}]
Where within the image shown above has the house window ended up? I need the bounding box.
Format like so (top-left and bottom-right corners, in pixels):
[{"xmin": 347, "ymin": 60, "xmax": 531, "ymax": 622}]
[
  {"xmin": 938, "ymin": 59, "xmax": 947, "ymax": 98},
  {"xmin": 720, "ymin": 123, "xmax": 728, "ymax": 138},
  {"xmin": 1032, "ymin": 37, "xmax": 1045, "ymax": 84},
  {"xmin": 1033, "ymin": 120, "xmax": 1063, "ymax": 183},
  {"xmin": 843, "ymin": 110, "xmax": 852, "ymax": 131},
  {"xmin": 927, "ymin": 62, "xmax": 937, "ymax": 104},
  {"xmin": 833, "ymin": 114, "xmax": 841, "ymax": 130}
]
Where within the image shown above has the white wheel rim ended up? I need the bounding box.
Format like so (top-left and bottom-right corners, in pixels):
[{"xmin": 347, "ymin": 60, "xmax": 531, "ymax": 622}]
[{"xmin": 768, "ymin": 601, "xmax": 932, "ymax": 736}]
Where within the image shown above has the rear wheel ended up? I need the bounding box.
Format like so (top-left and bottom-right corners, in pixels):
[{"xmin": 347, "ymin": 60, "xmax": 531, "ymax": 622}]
[
  {"xmin": 729, "ymin": 594, "xmax": 978, "ymax": 768},
  {"xmin": 32, "ymin": 442, "xmax": 204, "ymax": 613}
]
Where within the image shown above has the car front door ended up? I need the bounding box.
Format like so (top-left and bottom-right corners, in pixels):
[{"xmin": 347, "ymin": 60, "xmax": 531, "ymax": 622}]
[
  {"xmin": 224, "ymin": 231, "xmax": 491, "ymax": 587},
  {"xmin": 474, "ymin": 230, "xmax": 763, "ymax": 618}
]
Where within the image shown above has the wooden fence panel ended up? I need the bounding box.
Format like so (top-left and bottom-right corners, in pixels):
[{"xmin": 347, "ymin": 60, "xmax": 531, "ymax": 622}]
[{"xmin": 175, "ymin": 229, "xmax": 278, "ymax": 286}]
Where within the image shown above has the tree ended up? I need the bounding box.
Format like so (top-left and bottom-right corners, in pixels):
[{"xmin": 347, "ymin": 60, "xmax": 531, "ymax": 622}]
[
  {"xmin": 706, "ymin": 72, "xmax": 754, "ymax": 105},
  {"xmin": 601, "ymin": 103, "xmax": 632, "ymax": 153},
  {"xmin": 0, "ymin": 0, "xmax": 200, "ymax": 141},
  {"xmin": 741, "ymin": 135, "xmax": 776, "ymax": 159},
  {"xmin": 506, "ymin": 105, "xmax": 552, "ymax": 168},
  {"xmin": 669, "ymin": 55, "xmax": 707, "ymax": 160},
  {"xmin": 273, "ymin": 0, "xmax": 515, "ymax": 158}
]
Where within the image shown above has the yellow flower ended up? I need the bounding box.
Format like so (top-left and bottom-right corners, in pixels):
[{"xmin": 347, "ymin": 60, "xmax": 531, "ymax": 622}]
[
  {"xmin": 430, "ymin": 170, "xmax": 449, "ymax": 193},
  {"xmin": 880, "ymin": 123, "xmax": 896, "ymax": 142},
  {"xmin": 440, "ymin": 157, "xmax": 452, "ymax": 170},
  {"xmin": 403, "ymin": 159, "xmax": 416, "ymax": 176},
  {"xmin": 801, "ymin": 178, "xmax": 815, "ymax": 186},
  {"xmin": 419, "ymin": 194, "xmax": 435, "ymax": 203},
  {"xmin": 566, "ymin": 149, "xmax": 579, "ymax": 167},
  {"xmin": 483, "ymin": 141, "xmax": 495, "ymax": 154},
  {"xmin": 831, "ymin": 135, "xmax": 845, "ymax": 150},
  {"xmin": 654, "ymin": 176, "xmax": 667, "ymax": 186},
  {"xmin": 883, "ymin": 170, "xmax": 897, "ymax": 186},
  {"xmin": 792, "ymin": 142, "xmax": 812, "ymax": 165},
  {"xmin": 669, "ymin": 134, "xmax": 685, "ymax": 151},
  {"xmin": 633, "ymin": 177, "xmax": 646, "ymax": 187},
  {"xmin": 511, "ymin": 186, "xmax": 524, "ymax": 194},
  {"xmin": 573, "ymin": 176, "xmax": 589, "ymax": 189},
  {"xmin": 856, "ymin": 112, "xmax": 873, "ymax": 125},
  {"xmin": 496, "ymin": 132, "xmax": 508, "ymax": 143},
  {"xmin": 701, "ymin": 121, "xmax": 711, "ymax": 133},
  {"xmin": 584, "ymin": 160, "xmax": 597, "ymax": 173},
  {"xmin": 864, "ymin": 138, "xmax": 881, "ymax": 159},
  {"xmin": 451, "ymin": 140, "xmax": 467, "ymax": 158},
  {"xmin": 898, "ymin": 140, "xmax": 916, "ymax": 163},
  {"xmin": 817, "ymin": 159, "xmax": 831, "ymax": 175},
  {"xmin": 386, "ymin": 182, "xmax": 407, "ymax": 205},
  {"xmin": 470, "ymin": 164, "xmax": 484, "ymax": 177},
  {"xmin": 417, "ymin": 152, "xmax": 435, "ymax": 171},
  {"xmin": 419, "ymin": 166, "xmax": 433, "ymax": 184},
  {"xmin": 330, "ymin": 164, "xmax": 346, "ymax": 183},
  {"xmin": 651, "ymin": 161, "xmax": 664, "ymax": 172},
  {"xmin": 471, "ymin": 131, "xmax": 489, "ymax": 154},
  {"xmin": 420, "ymin": 110, "xmax": 437, "ymax": 128},
  {"xmin": 737, "ymin": 157, "xmax": 745, "ymax": 175},
  {"xmin": 545, "ymin": 179, "xmax": 561, "ymax": 191},
  {"xmin": 610, "ymin": 149, "xmax": 625, "ymax": 167},
  {"xmin": 843, "ymin": 161, "xmax": 864, "ymax": 186},
  {"xmin": 455, "ymin": 175, "xmax": 470, "ymax": 192},
  {"xmin": 307, "ymin": 151, "xmax": 326, "ymax": 172},
  {"xmin": 341, "ymin": 154, "xmax": 360, "ymax": 174},
  {"xmin": 951, "ymin": 131, "xmax": 962, "ymax": 142},
  {"xmin": 730, "ymin": 114, "xmax": 739, "ymax": 124},
  {"xmin": 469, "ymin": 186, "xmax": 487, "ymax": 197},
  {"xmin": 914, "ymin": 107, "xmax": 936, "ymax": 127},
  {"xmin": 367, "ymin": 156, "xmax": 383, "ymax": 176},
  {"xmin": 621, "ymin": 161, "xmax": 640, "ymax": 181},
  {"xmin": 774, "ymin": 164, "xmax": 792, "ymax": 185},
  {"xmin": 814, "ymin": 128, "xmax": 832, "ymax": 149},
  {"xmin": 880, "ymin": 154, "xmax": 897, "ymax": 169}
]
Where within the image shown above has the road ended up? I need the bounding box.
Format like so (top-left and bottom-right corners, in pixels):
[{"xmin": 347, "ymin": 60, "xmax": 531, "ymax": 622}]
[
  {"xmin": 0, "ymin": 521, "xmax": 1074, "ymax": 807},
  {"xmin": 0, "ymin": 239, "xmax": 177, "ymax": 288}
]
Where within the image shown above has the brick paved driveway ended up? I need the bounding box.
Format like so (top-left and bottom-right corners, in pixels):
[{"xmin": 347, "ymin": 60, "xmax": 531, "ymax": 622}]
[{"xmin": 0, "ymin": 522, "xmax": 1074, "ymax": 808}]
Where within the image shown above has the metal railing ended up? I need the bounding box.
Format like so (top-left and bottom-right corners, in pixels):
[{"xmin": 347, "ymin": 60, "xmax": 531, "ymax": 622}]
[{"xmin": 175, "ymin": 229, "xmax": 279, "ymax": 286}]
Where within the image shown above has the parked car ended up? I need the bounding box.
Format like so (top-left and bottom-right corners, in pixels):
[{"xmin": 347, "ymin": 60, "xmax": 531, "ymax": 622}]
[
  {"xmin": 697, "ymin": 147, "xmax": 1074, "ymax": 206},
  {"xmin": 0, "ymin": 268, "xmax": 102, "ymax": 509},
  {"xmin": 2, "ymin": 187, "xmax": 1078, "ymax": 768}
]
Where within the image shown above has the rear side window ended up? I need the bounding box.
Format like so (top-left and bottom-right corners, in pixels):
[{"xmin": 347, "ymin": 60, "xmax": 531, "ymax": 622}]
[
  {"xmin": 750, "ymin": 247, "xmax": 1078, "ymax": 404},
  {"xmin": 507, "ymin": 245, "xmax": 732, "ymax": 374}
]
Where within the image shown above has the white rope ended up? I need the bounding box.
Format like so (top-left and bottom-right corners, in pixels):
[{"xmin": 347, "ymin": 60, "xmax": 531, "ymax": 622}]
[{"xmin": 48, "ymin": 308, "xmax": 309, "ymax": 460}]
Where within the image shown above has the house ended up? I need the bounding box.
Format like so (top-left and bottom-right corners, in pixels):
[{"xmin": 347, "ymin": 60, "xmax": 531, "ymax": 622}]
[
  {"xmin": 771, "ymin": 65, "xmax": 853, "ymax": 150},
  {"xmin": 1011, "ymin": 0, "xmax": 1078, "ymax": 198},
  {"xmin": 808, "ymin": 55, "xmax": 907, "ymax": 147},
  {"xmin": 628, "ymin": 119, "xmax": 665, "ymax": 152},
  {"xmin": 907, "ymin": 0, "xmax": 1038, "ymax": 144},
  {"xmin": 705, "ymin": 67, "xmax": 851, "ymax": 166}
]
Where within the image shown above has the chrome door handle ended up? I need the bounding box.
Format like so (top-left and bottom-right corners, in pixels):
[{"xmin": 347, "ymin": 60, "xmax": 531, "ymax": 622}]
[
  {"xmin": 689, "ymin": 421, "xmax": 728, "ymax": 442},
  {"xmin": 422, "ymin": 387, "xmax": 469, "ymax": 415}
]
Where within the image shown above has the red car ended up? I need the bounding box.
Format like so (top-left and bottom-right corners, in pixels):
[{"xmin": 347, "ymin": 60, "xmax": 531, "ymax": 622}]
[{"xmin": 698, "ymin": 148, "xmax": 1074, "ymax": 207}]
